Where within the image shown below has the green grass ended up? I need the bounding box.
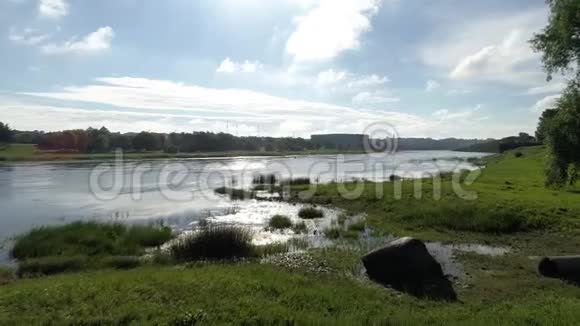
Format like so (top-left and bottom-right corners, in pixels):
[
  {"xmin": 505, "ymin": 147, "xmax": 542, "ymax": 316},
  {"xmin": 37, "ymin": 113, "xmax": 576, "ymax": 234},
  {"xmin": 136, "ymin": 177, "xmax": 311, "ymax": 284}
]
[
  {"xmin": 10, "ymin": 221, "xmax": 173, "ymax": 260},
  {"xmin": 268, "ymin": 215, "xmax": 293, "ymax": 230},
  {"xmin": 298, "ymin": 207, "xmax": 324, "ymax": 219},
  {"xmin": 1, "ymin": 263, "xmax": 580, "ymax": 325}
]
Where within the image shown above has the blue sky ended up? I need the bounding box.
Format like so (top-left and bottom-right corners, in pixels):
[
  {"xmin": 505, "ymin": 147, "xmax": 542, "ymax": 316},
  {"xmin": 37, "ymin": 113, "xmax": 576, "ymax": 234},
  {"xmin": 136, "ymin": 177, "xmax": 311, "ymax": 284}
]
[{"xmin": 0, "ymin": 0, "xmax": 567, "ymax": 138}]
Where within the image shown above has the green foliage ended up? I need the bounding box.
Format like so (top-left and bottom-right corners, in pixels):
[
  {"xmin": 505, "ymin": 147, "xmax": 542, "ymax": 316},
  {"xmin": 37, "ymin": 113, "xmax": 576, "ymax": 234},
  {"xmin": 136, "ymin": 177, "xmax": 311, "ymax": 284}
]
[
  {"xmin": 169, "ymin": 226, "xmax": 255, "ymax": 262},
  {"xmin": 268, "ymin": 215, "xmax": 292, "ymax": 230},
  {"xmin": 347, "ymin": 220, "xmax": 366, "ymax": 232},
  {"xmin": 10, "ymin": 222, "xmax": 173, "ymax": 260},
  {"xmin": 0, "ymin": 122, "xmax": 13, "ymax": 143},
  {"xmin": 530, "ymin": 0, "xmax": 580, "ymax": 81},
  {"xmin": 298, "ymin": 207, "xmax": 324, "ymax": 219},
  {"xmin": 543, "ymin": 84, "xmax": 580, "ymax": 186}
]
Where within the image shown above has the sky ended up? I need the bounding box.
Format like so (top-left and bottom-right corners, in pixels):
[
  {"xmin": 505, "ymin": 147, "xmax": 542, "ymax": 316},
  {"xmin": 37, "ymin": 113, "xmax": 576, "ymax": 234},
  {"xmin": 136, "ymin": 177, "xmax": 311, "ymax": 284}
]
[{"xmin": 0, "ymin": 0, "xmax": 568, "ymax": 139}]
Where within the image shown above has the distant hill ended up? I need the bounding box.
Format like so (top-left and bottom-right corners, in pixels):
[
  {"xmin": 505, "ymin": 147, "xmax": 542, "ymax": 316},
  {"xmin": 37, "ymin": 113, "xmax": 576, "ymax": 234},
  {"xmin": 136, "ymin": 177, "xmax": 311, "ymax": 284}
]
[{"xmin": 455, "ymin": 133, "xmax": 540, "ymax": 153}]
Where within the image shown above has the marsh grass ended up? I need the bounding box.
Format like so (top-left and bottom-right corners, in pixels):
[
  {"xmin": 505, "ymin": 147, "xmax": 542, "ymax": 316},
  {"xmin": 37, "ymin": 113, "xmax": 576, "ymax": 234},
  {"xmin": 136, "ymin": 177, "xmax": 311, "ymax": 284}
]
[
  {"xmin": 268, "ymin": 215, "xmax": 293, "ymax": 230},
  {"xmin": 255, "ymin": 243, "xmax": 290, "ymax": 257},
  {"xmin": 170, "ymin": 226, "xmax": 255, "ymax": 261},
  {"xmin": 298, "ymin": 207, "xmax": 324, "ymax": 219},
  {"xmin": 10, "ymin": 222, "xmax": 173, "ymax": 260}
]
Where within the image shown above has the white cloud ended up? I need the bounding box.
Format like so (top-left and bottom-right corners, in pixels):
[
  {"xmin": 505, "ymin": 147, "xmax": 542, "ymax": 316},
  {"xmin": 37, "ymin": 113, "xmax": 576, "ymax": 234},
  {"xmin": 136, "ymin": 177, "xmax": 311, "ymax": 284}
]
[
  {"xmin": 39, "ymin": 0, "xmax": 68, "ymax": 19},
  {"xmin": 18, "ymin": 76, "xmax": 427, "ymax": 137},
  {"xmin": 352, "ymin": 90, "xmax": 399, "ymax": 106},
  {"xmin": 347, "ymin": 74, "xmax": 388, "ymax": 88},
  {"xmin": 422, "ymin": 8, "xmax": 548, "ymax": 85},
  {"xmin": 531, "ymin": 94, "xmax": 560, "ymax": 113},
  {"xmin": 216, "ymin": 58, "xmax": 263, "ymax": 73},
  {"xmin": 8, "ymin": 27, "xmax": 52, "ymax": 46},
  {"xmin": 447, "ymin": 88, "xmax": 472, "ymax": 96},
  {"xmin": 285, "ymin": 0, "xmax": 382, "ymax": 62},
  {"xmin": 526, "ymin": 82, "xmax": 567, "ymax": 95},
  {"xmin": 41, "ymin": 27, "xmax": 114, "ymax": 55},
  {"xmin": 425, "ymin": 79, "xmax": 440, "ymax": 92},
  {"xmin": 316, "ymin": 69, "xmax": 347, "ymax": 87}
]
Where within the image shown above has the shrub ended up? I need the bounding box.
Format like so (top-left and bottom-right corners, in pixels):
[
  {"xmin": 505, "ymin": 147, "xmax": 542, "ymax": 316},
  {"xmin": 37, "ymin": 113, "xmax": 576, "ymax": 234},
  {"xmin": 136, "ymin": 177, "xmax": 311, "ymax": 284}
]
[
  {"xmin": 514, "ymin": 152, "xmax": 524, "ymax": 158},
  {"xmin": 252, "ymin": 174, "xmax": 277, "ymax": 185},
  {"xmin": 10, "ymin": 222, "xmax": 173, "ymax": 260},
  {"xmin": 214, "ymin": 187, "xmax": 256, "ymax": 200},
  {"xmin": 17, "ymin": 256, "xmax": 88, "ymax": 277},
  {"xmin": 103, "ymin": 256, "xmax": 141, "ymax": 270},
  {"xmin": 170, "ymin": 226, "xmax": 255, "ymax": 262},
  {"xmin": 298, "ymin": 207, "xmax": 324, "ymax": 219},
  {"xmin": 292, "ymin": 222, "xmax": 308, "ymax": 234},
  {"xmin": 268, "ymin": 215, "xmax": 293, "ymax": 230}
]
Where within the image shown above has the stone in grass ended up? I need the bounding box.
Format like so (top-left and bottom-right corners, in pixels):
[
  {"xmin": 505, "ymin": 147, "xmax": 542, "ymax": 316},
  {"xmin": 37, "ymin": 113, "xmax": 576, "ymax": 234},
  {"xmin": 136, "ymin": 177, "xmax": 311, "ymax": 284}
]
[{"xmin": 362, "ymin": 237, "xmax": 457, "ymax": 301}]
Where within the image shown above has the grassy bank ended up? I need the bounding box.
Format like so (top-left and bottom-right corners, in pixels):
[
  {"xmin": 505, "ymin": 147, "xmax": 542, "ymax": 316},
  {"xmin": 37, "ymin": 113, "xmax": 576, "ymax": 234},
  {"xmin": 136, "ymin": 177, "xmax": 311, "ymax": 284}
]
[
  {"xmin": 2, "ymin": 146, "xmax": 580, "ymax": 324},
  {"xmin": 0, "ymin": 144, "xmax": 366, "ymax": 162}
]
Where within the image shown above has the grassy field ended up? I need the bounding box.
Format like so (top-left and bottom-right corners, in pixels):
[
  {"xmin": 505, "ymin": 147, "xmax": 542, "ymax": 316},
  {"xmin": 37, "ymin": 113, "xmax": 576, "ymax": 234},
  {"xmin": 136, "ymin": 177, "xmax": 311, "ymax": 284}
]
[
  {"xmin": 2, "ymin": 146, "xmax": 580, "ymax": 324},
  {"xmin": 0, "ymin": 143, "xmax": 366, "ymax": 162}
]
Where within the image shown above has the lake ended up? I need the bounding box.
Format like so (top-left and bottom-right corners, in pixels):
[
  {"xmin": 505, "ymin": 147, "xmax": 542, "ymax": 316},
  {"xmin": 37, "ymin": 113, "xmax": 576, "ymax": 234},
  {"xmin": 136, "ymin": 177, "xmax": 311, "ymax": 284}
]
[{"xmin": 0, "ymin": 150, "xmax": 488, "ymax": 261}]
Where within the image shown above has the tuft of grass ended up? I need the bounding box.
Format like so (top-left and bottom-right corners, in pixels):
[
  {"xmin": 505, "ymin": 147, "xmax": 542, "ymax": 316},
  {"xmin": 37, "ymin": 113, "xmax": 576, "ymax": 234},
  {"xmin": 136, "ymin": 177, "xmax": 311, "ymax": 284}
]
[
  {"xmin": 268, "ymin": 215, "xmax": 293, "ymax": 230},
  {"xmin": 10, "ymin": 222, "xmax": 173, "ymax": 260},
  {"xmin": 292, "ymin": 221, "xmax": 308, "ymax": 234},
  {"xmin": 298, "ymin": 207, "xmax": 324, "ymax": 219},
  {"xmin": 214, "ymin": 187, "xmax": 256, "ymax": 200},
  {"xmin": 252, "ymin": 174, "xmax": 277, "ymax": 185},
  {"xmin": 169, "ymin": 226, "xmax": 255, "ymax": 262}
]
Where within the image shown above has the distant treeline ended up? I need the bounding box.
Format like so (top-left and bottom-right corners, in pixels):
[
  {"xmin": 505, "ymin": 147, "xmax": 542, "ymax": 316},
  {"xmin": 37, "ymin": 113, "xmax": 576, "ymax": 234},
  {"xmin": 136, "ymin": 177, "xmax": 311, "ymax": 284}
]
[
  {"xmin": 455, "ymin": 133, "xmax": 540, "ymax": 153},
  {"xmin": 11, "ymin": 127, "xmax": 315, "ymax": 153},
  {"xmin": 4, "ymin": 124, "xmax": 535, "ymax": 154}
]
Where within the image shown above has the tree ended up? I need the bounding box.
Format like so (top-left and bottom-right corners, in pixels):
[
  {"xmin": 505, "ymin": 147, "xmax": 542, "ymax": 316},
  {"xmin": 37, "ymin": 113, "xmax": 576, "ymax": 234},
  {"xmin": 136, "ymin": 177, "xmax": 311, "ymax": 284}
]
[
  {"xmin": 0, "ymin": 122, "xmax": 13, "ymax": 143},
  {"xmin": 531, "ymin": 0, "xmax": 580, "ymax": 186},
  {"xmin": 530, "ymin": 0, "xmax": 580, "ymax": 81}
]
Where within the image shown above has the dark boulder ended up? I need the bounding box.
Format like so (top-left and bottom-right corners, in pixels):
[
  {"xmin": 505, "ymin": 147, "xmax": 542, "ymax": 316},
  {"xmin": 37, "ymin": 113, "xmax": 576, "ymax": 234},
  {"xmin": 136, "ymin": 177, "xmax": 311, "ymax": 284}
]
[{"xmin": 362, "ymin": 237, "xmax": 456, "ymax": 301}]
